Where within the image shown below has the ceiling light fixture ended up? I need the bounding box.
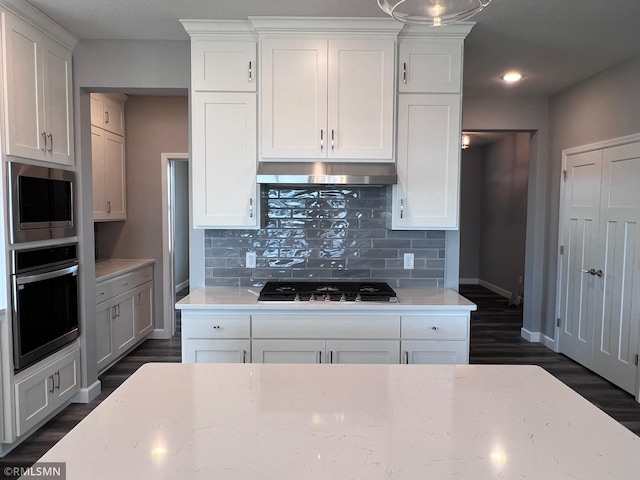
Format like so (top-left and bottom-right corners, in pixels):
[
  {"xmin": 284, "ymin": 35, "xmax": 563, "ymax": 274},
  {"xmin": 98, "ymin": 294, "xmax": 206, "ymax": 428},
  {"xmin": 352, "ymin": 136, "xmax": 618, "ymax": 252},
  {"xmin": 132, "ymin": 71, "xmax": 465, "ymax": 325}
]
[
  {"xmin": 461, "ymin": 134, "xmax": 471, "ymax": 149},
  {"xmin": 502, "ymin": 71, "xmax": 522, "ymax": 83},
  {"xmin": 377, "ymin": 0, "xmax": 492, "ymax": 26}
]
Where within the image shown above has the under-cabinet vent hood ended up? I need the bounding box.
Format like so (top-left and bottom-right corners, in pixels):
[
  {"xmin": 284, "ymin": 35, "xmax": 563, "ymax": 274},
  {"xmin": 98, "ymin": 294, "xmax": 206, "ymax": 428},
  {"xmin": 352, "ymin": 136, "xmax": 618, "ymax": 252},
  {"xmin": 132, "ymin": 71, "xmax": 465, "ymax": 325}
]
[{"xmin": 256, "ymin": 162, "xmax": 397, "ymax": 186}]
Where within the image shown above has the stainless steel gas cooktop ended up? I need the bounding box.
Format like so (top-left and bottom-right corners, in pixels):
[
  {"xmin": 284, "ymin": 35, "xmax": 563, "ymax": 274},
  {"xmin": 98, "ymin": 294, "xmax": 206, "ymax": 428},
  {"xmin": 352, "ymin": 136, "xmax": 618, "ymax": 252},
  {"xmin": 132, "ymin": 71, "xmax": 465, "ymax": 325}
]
[{"xmin": 258, "ymin": 281, "xmax": 398, "ymax": 303}]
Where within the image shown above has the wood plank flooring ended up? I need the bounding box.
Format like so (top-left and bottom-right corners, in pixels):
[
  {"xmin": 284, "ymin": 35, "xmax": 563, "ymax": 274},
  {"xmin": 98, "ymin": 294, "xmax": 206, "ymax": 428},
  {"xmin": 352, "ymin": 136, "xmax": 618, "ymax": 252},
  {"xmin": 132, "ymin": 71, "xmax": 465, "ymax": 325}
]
[{"xmin": 1, "ymin": 285, "xmax": 639, "ymax": 476}]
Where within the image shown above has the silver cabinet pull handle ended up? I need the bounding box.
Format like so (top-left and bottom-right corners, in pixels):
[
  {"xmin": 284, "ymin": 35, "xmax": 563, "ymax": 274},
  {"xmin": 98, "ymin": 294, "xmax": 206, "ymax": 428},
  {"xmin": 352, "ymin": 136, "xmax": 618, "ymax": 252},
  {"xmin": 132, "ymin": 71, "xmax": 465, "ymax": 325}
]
[
  {"xmin": 55, "ymin": 371, "xmax": 61, "ymax": 390},
  {"xmin": 331, "ymin": 129, "xmax": 335, "ymax": 151},
  {"xmin": 248, "ymin": 61, "xmax": 252, "ymax": 83},
  {"xmin": 581, "ymin": 269, "xmax": 591, "ymax": 274},
  {"xmin": 107, "ymin": 201, "xmax": 111, "ymax": 214},
  {"xmin": 47, "ymin": 133, "xmax": 53, "ymax": 153},
  {"xmin": 318, "ymin": 351, "xmax": 322, "ymax": 363},
  {"xmin": 320, "ymin": 129, "xmax": 324, "ymax": 151},
  {"xmin": 404, "ymin": 351, "xmax": 409, "ymax": 364},
  {"xmin": 330, "ymin": 350, "xmax": 334, "ymax": 364},
  {"xmin": 400, "ymin": 199, "xmax": 404, "ymax": 219},
  {"xmin": 213, "ymin": 325, "xmax": 221, "ymax": 329},
  {"xmin": 249, "ymin": 198, "xmax": 254, "ymax": 218},
  {"xmin": 402, "ymin": 62, "xmax": 407, "ymax": 84},
  {"xmin": 105, "ymin": 111, "xmax": 109, "ymax": 124},
  {"xmin": 242, "ymin": 350, "xmax": 247, "ymax": 363},
  {"xmin": 41, "ymin": 131, "xmax": 47, "ymax": 152},
  {"xmin": 431, "ymin": 326, "xmax": 438, "ymax": 330}
]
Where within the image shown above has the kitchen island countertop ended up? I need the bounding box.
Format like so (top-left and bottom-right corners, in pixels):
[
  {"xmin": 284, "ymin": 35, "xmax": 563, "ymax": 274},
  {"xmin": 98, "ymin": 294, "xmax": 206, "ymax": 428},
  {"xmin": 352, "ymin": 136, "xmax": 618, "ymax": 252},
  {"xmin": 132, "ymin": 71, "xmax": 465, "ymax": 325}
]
[
  {"xmin": 176, "ymin": 286, "xmax": 477, "ymax": 311},
  {"xmin": 35, "ymin": 362, "xmax": 640, "ymax": 479}
]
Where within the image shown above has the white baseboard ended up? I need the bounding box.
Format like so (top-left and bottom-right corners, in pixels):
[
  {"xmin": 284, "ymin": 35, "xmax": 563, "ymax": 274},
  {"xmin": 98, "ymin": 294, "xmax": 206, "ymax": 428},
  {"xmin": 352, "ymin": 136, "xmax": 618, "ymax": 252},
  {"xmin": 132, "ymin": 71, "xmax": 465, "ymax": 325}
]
[
  {"xmin": 175, "ymin": 280, "xmax": 189, "ymax": 293},
  {"xmin": 459, "ymin": 277, "xmax": 479, "ymax": 285},
  {"xmin": 521, "ymin": 327, "xmax": 556, "ymax": 350},
  {"xmin": 478, "ymin": 279, "xmax": 511, "ymax": 299},
  {"xmin": 72, "ymin": 380, "xmax": 101, "ymax": 403},
  {"xmin": 148, "ymin": 328, "xmax": 173, "ymax": 340}
]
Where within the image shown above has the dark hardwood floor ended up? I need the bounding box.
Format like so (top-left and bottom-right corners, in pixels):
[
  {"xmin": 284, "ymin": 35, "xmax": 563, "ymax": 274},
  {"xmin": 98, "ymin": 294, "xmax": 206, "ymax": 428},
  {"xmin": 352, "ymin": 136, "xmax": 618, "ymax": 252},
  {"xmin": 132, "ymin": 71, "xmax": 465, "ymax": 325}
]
[{"xmin": 1, "ymin": 284, "xmax": 640, "ymax": 476}]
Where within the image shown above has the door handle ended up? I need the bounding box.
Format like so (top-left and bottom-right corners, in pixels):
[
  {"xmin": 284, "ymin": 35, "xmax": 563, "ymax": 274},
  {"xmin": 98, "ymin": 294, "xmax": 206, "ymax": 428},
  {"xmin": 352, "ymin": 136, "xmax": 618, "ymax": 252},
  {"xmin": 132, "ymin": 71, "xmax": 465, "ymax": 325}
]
[{"xmin": 47, "ymin": 133, "xmax": 53, "ymax": 153}]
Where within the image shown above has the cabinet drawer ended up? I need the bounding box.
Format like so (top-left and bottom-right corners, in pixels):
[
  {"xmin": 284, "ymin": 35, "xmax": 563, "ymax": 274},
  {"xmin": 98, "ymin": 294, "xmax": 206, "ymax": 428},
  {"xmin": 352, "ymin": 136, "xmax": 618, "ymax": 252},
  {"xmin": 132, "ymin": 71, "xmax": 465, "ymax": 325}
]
[
  {"xmin": 401, "ymin": 315, "xmax": 468, "ymax": 340},
  {"xmin": 252, "ymin": 314, "xmax": 400, "ymax": 339},
  {"xmin": 401, "ymin": 340, "xmax": 468, "ymax": 364},
  {"xmin": 95, "ymin": 281, "xmax": 113, "ymax": 303},
  {"xmin": 182, "ymin": 313, "xmax": 251, "ymax": 339},
  {"xmin": 96, "ymin": 265, "xmax": 154, "ymax": 304}
]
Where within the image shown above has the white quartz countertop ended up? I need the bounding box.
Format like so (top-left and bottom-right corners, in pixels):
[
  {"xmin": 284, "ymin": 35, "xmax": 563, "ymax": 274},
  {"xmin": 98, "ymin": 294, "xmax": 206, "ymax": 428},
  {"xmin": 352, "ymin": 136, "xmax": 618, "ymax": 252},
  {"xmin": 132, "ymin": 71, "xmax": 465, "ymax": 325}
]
[
  {"xmin": 176, "ymin": 287, "xmax": 476, "ymax": 311},
  {"xmin": 95, "ymin": 259, "xmax": 155, "ymax": 282},
  {"xmin": 36, "ymin": 363, "xmax": 640, "ymax": 479}
]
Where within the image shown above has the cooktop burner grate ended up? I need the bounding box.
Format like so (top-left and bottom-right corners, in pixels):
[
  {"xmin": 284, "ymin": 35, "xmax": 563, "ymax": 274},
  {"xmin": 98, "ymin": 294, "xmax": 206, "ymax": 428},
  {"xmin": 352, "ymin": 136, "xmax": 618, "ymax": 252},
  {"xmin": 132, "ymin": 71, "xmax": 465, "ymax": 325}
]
[{"xmin": 258, "ymin": 281, "xmax": 398, "ymax": 303}]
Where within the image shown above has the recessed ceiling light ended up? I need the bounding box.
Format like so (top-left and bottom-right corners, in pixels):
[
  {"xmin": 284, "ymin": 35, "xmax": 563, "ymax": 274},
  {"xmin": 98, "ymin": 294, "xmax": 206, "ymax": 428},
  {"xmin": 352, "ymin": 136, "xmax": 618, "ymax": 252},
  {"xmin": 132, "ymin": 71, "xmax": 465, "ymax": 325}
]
[{"xmin": 502, "ymin": 72, "xmax": 522, "ymax": 83}]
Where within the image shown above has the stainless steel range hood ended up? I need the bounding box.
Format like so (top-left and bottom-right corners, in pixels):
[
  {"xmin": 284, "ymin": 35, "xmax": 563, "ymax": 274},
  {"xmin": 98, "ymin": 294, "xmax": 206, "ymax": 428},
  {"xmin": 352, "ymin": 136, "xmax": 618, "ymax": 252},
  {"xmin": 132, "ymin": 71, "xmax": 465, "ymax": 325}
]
[{"xmin": 256, "ymin": 162, "xmax": 397, "ymax": 186}]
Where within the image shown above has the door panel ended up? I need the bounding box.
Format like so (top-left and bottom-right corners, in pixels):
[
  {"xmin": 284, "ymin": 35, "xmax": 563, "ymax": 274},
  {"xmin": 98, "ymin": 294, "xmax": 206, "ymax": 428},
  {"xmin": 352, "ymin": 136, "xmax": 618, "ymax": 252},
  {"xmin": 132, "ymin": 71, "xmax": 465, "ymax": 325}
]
[{"xmin": 558, "ymin": 150, "xmax": 603, "ymax": 367}]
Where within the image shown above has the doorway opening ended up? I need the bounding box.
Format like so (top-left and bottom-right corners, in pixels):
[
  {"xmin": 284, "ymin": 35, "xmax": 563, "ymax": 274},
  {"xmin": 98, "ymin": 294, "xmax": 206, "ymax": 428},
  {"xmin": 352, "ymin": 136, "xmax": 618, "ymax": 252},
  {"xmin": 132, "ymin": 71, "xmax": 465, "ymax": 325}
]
[
  {"xmin": 161, "ymin": 153, "xmax": 189, "ymax": 338},
  {"xmin": 459, "ymin": 131, "xmax": 531, "ymax": 306}
]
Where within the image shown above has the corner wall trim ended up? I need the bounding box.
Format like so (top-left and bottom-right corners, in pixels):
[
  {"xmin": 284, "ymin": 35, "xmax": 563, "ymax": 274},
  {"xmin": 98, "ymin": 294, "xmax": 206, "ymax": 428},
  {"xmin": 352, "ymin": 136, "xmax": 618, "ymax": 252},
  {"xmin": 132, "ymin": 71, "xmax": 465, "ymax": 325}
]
[{"xmin": 72, "ymin": 380, "xmax": 101, "ymax": 404}]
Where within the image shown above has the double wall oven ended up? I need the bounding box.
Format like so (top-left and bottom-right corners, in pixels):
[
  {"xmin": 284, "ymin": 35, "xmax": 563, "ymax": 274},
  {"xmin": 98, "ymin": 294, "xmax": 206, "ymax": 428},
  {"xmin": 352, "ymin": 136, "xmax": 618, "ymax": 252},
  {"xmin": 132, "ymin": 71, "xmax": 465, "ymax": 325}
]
[{"xmin": 7, "ymin": 162, "xmax": 79, "ymax": 372}]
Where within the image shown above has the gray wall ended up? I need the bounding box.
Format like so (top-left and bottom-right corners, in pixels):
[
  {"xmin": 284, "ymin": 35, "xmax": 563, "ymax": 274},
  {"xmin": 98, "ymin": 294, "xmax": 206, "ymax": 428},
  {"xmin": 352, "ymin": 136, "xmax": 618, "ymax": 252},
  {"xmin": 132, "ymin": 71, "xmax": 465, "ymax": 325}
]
[
  {"xmin": 459, "ymin": 147, "xmax": 483, "ymax": 280},
  {"xmin": 546, "ymin": 54, "xmax": 640, "ymax": 337},
  {"xmin": 73, "ymin": 39, "xmax": 189, "ymax": 390},
  {"xmin": 174, "ymin": 160, "xmax": 190, "ymax": 290},
  {"xmin": 478, "ymin": 133, "xmax": 529, "ymax": 294}
]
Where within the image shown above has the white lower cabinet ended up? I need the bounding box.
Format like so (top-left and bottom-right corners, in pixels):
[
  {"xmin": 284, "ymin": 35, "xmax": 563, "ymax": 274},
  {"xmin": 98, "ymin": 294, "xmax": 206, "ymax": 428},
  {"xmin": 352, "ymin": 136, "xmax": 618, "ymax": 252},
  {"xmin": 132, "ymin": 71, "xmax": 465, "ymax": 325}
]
[
  {"xmin": 181, "ymin": 313, "xmax": 251, "ymax": 363},
  {"xmin": 96, "ymin": 264, "xmax": 154, "ymax": 373},
  {"xmin": 252, "ymin": 339, "xmax": 399, "ymax": 364},
  {"xmin": 14, "ymin": 348, "xmax": 80, "ymax": 437},
  {"xmin": 400, "ymin": 314, "xmax": 470, "ymax": 364},
  {"xmin": 180, "ymin": 310, "xmax": 471, "ymax": 365}
]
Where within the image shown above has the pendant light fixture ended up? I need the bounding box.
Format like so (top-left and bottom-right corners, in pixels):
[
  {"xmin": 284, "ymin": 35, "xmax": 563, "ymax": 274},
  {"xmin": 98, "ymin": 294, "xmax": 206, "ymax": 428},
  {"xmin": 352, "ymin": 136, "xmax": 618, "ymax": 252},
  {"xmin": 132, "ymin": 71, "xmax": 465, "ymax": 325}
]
[{"xmin": 377, "ymin": 0, "xmax": 492, "ymax": 26}]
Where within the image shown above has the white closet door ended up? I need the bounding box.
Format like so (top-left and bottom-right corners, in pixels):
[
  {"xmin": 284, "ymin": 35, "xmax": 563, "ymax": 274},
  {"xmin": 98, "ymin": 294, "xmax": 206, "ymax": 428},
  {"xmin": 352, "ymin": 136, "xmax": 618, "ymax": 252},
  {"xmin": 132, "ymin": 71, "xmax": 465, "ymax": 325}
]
[
  {"xmin": 557, "ymin": 149, "xmax": 603, "ymax": 367},
  {"xmin": 592, "ymin": 142, "xmax": 640, "ymax": 394}
]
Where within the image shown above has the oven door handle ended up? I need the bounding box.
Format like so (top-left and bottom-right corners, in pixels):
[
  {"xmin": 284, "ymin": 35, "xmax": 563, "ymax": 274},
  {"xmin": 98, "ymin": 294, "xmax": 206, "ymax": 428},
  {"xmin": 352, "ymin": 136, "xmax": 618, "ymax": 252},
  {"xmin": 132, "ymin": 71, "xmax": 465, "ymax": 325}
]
[{"xmin": 16, "ymin": 264, "xmax": 78, "ymax": 286}]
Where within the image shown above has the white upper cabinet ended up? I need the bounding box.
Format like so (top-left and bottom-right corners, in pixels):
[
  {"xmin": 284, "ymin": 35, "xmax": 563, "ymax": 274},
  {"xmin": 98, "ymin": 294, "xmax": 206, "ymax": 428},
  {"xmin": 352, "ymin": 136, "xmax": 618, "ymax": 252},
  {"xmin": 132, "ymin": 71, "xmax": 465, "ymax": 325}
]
[
  {"xmin": 91, "ymin": 93, "xmax": 127, "ymax": 136},
  {"xmin": 391, "ymin": 93, "xmax": 461, "ymax": 230},
  {"xmin": 2, "ymin": 12, "xmax": 73, "ymax": 166},
  {"xmin": 191, "ymin": 40, "xmax": 256, "ymax": 92},
  {"xmin": 398, "ymin": 41, "xmax": 463, "ymax": 93},
  {"xmin": 260, "ymin": 37, "xmax": 395, "ymax": 161},
  {"xmin": 191, "ymin": 92, "xmax": 258, "ymax": 228}
]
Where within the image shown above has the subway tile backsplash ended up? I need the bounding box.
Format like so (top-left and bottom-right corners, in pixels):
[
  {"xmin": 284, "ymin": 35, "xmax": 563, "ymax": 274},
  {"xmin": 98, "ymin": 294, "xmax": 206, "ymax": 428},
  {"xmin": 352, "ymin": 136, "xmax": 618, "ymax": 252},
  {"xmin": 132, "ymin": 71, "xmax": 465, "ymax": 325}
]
[{"xmin": 204, "ymin": 186, "xmax": 445, "ymax": 288}]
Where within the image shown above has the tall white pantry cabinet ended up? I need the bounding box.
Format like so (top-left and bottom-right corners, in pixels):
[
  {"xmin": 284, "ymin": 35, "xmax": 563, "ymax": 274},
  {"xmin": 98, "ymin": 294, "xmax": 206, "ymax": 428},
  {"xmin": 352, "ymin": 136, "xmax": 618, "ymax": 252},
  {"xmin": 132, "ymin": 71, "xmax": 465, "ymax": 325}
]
[
  {"xmin": 183, "ymin": 18, "xmax": 472, "ymax": 231},
  {"xmin": 0, "ymin": 1, "xmax": 78, "ymax": 454}
]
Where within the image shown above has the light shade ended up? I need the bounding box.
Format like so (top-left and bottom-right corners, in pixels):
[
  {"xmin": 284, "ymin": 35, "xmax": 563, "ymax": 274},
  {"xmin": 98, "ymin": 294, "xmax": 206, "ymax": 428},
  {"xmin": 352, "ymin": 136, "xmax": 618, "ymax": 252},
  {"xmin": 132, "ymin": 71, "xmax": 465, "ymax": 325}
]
[{"xmin": 377, "ymin": 0, "xmax": 492, "ymax": 26}]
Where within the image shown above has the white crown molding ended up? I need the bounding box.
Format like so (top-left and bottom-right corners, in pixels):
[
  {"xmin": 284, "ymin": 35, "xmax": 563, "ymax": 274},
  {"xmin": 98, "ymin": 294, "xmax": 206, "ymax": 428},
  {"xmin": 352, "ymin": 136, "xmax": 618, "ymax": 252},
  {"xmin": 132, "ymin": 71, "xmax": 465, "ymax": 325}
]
[
  {"xmin": 180, "ymin": 19, "xmax": 256, "ymax": 38},
  {"xmin": 399, "ymin": 22, "xmax": 475, "ymax": 39},
  {"xmin": 0, "ymin": 0, "xmax": 77, "ymax": 49},
  {"xmin": 248, "ymin": 16, "xmax": 404, "ymax": 36}
]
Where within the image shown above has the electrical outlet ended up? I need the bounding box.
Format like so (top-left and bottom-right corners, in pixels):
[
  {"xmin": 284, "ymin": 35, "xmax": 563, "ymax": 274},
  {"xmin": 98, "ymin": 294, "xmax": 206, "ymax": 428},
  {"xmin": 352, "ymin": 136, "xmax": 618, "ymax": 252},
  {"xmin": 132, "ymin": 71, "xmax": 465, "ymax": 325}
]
[
  {"xmin": 403, "ymin": 253, "xmax": 414, "ymax": 270},
  {"xmin": 246, "ymin": 251, "xmax": 256, "ymax": 269}
]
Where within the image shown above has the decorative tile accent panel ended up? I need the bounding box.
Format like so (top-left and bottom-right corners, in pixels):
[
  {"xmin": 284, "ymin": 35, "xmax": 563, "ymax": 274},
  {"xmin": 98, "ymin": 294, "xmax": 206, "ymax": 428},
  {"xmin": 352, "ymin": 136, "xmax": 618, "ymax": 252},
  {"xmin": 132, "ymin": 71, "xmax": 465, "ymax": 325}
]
[{"xmin": 204, "ymin": 186, "xmax": 445, "ymax": 288}]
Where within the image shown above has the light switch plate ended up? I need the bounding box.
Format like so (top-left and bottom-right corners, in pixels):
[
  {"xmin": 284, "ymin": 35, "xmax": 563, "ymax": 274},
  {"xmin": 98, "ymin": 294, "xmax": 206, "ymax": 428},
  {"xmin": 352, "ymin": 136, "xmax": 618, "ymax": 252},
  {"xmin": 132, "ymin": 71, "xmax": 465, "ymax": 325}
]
[{"xmin": 246, "ymin": 251, "xmax": 256, "ymax": 269}]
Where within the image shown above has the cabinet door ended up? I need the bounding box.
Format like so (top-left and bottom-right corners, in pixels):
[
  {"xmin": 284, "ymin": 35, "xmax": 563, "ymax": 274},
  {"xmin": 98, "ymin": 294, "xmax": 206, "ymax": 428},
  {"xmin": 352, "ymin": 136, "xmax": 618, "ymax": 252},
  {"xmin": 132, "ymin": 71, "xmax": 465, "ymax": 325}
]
[
  {"xmin": 91, "ymin": 126, "xmax": 108, "ymax": 220},
  {"xmin": 14, "ymin": 348, "xmax": 80, "ymax": 436},
  {"xmin": 192, "ymin": 92, "xmax": 258, "ymax": 228},
  {"xmin": 327, "ymin": 39, "xmax": 395, "ymax": 160},
  {"xmin": 42, "ymin": 40, "xmax": 73, "ymax": 165},
  {"xmin": 392, "ymin": 94, "xmax": 461, "ymax": 229},
  {"xmin": 252, "ymin": 339, "xmax": 325, "ymax": 364},
  {"xmin": 102, "ymin": 96, "xmax": 126, "ymax": 136},
  {"xmin": 401, "ymin": 340, "xmax": 468, "ymax": 364},
  {"xmin": 103, "ymin": 130, "xmax": 127, "ymax": 220},
  {"xmin": 134, "ymin": 282, "xmax": 154, "ymax": 337},
  {"xmin": 95, "ymin": 300, "xmax": 115, "ymax": 372},
  {"xmin": 326, "ymin": 340, "xmax": 400, "ymax": 364},
  {"xmin": 192, "ymin": 40, "xmax": 256, "ymax": 92},
  {"xmin": 260, "ymin": 38, "xmax": 327, "ymax": 159},
  {"xmin": 398, "ymin": 41, "xmax": 462, "ymax": 93},
  {"xmin": 3, "ymin": 14, "xmax": 45, "ymax": 160},
  {"xmin": 183, "ymin": 339, "xmax": 250, "ymax": 363},
  {"xmin": 113, "ymin": 295, "xmax": 136, "ymax": 353}
]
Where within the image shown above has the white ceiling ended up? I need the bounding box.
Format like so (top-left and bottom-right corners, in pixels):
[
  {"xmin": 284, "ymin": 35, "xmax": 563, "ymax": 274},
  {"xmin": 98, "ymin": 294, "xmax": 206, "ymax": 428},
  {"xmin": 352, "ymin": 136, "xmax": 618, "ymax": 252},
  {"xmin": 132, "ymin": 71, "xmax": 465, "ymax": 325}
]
[{"xmin": 24, "ymin": 0, "xmax": 640, "ymax": 97}]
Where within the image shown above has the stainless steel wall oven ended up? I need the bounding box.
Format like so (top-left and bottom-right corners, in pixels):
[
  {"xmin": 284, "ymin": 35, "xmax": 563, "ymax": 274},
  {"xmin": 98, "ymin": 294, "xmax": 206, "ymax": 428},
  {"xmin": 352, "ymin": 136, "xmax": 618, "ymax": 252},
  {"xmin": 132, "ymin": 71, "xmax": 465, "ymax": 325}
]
[
  {"xmin": 11, "ymin": 243, "xmax": 79, "ymax": 372},
  {"xmin": 8, "ymin": 162, "xmax": 76, "ymax": 243}
]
